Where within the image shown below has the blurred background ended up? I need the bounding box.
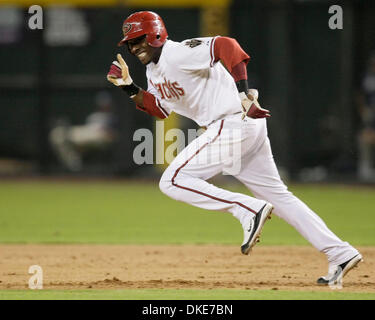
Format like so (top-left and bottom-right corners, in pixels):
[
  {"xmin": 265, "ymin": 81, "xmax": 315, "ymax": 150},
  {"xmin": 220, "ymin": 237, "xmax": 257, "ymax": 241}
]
[{"xmin": 1, "ymin": 0, "xmax": 375, "ymax": 184}]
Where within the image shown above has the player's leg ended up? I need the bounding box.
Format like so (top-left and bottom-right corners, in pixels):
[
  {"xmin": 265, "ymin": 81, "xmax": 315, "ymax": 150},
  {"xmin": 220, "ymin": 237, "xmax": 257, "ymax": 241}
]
[
  {"xmin": 159, "ymin": 119, "xmax": 272, "ymax": 252},
  {"xmin": 160, "ymin": 120, "xmax": 267, "ymax": 220},
  {"xmin": 233, "ymin": 131, "xmax": 359, "ymax": 266}
]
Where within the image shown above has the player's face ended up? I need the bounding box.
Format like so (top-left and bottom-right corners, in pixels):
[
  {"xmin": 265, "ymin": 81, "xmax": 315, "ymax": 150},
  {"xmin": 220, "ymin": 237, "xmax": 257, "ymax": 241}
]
[{"xmin": 127, "ymin": 36, "xmax": 155, "ymax": 65}]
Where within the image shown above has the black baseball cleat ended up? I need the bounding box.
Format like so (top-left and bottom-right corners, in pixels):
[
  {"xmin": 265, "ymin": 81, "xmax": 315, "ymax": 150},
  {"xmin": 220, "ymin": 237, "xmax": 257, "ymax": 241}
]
[
  {"xmin": 241, "ymin": 203, "xmax": 273, "ymax": 255},
  {"xmin": 317, "ymin": 253, "xmax": 363, "ymax": 286}
]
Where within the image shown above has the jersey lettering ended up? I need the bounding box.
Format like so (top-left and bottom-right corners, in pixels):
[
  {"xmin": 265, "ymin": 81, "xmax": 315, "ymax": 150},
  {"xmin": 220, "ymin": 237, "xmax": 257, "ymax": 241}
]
[
  {"xmin": 153, "ymin": 78, "xmax": 185, "ymax": 100},
  {"xmin": 172, "ymin": 81, "xmax": 185, "ymax": 97},
  {"xmin": 167, "ymin": 80, "xmax": 178, "ymax": 99},
  {"xmin": 162, "ymin": 83, "xmax": 172, "ymax": 99},
  {"xmin": 154, "ymin": 83, "xmax": 165, "ymax": 99}
]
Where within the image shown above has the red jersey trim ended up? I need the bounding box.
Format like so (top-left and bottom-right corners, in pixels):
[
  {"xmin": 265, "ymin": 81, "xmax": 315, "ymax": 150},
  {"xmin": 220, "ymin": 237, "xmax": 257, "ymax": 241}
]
[
  {"xmin": 156, "ymin": 98, "xmax": 169, "ymax": 117},
  {"xmin": 209, "ymin": 36, "xmax": 218, "ymax": 67}
]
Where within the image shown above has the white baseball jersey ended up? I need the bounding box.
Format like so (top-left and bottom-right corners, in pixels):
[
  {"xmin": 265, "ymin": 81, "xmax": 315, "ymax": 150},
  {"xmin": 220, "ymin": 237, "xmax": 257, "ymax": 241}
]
[{"xmin": 145, "ymin": 37, "xmax": 242, "ymax": 127}]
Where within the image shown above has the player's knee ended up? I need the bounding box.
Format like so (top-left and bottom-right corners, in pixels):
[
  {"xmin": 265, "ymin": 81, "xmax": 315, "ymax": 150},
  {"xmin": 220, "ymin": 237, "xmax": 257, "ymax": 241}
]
[
  {"xmin": 159, "ymin": 174, "xmax": 175, "ymax": 198},
  {"xmin": 160, "ymin": 167, "xmax": 193, "ymax": 201}
]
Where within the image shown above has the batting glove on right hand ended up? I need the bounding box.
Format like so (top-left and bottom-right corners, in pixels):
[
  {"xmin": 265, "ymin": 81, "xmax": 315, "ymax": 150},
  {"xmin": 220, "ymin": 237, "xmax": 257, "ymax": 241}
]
[
  {"xmin": 107, "ymin": 53, "xmax": 133, "ymax": 86},
  {"xmin": 240, "ymin": 89, "xmax": 271, "ymax": 120}
]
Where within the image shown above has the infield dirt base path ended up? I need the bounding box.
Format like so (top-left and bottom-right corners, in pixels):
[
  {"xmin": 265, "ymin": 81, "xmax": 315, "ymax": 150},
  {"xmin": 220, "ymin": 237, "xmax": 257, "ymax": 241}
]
[{"xmin": 0, "ymin": 245, "xmax": 374, "ymax": 292}]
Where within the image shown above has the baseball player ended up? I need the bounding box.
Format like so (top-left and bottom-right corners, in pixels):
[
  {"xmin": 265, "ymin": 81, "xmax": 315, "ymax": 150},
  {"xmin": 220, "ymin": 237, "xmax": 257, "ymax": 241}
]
[{"xmin": 107, "ymin": 11, "xmax": 362, "ymax": 285}]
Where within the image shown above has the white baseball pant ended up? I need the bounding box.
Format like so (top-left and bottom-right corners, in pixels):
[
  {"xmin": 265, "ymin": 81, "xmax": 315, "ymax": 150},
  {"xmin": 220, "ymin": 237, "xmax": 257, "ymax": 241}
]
[{"xmin": 159, "ymin": 113, "xmax": 359, "ymax": 265}]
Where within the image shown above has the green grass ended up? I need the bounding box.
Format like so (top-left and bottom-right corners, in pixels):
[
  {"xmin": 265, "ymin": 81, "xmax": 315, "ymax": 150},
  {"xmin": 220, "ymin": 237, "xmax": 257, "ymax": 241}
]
[
  {"xmin": 0, "ymin": 181, "xmax": 374, "ymax": 245},
  {"xmin": 0, "ymin": 181, "xmax": 374, "ymax": 300},
  {"xmin": 1, "ymin": 289, "xmax": 375, "ymax": 300}
]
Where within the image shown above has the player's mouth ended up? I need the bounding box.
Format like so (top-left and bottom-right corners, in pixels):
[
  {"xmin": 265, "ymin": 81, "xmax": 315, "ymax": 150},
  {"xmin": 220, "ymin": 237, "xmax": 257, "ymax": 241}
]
[{"xmin": 136, "ymin": 51, "xmax": 148, "ymax": 62}]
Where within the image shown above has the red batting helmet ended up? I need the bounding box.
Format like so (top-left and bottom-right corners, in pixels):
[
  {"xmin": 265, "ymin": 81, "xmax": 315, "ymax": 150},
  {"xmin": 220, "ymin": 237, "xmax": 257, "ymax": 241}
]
[{"xmin": 118, "ymin": 11, "xmax": 168, "ymax": 48}]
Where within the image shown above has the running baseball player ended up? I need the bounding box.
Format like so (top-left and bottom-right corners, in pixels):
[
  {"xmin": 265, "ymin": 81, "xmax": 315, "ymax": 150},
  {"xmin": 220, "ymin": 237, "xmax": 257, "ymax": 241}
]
[{"xmin": 107, "ymin": 11, "xmax": 362, "ymax": 285}]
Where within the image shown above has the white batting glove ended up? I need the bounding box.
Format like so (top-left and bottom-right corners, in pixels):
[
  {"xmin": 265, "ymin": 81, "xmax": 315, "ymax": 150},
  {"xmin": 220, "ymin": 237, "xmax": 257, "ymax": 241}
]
[
  {"xmin": 248, "ymin": 89, "xmax": 259, "ymax": 100},
  {"xmin": 240, "ymin": 89, "xmax": 271, "ymax": 120},
  {"xmin": 107, "ymin": 53, "xmax": 133, "ymax": 86}
]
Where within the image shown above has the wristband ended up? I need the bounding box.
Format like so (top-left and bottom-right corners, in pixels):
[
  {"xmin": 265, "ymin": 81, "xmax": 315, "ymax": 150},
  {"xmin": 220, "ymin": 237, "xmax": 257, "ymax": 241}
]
[
  {"xmin": 121, "ymin": 82, "xmax": 140, "ymax": 98},
  {"xmin": 236, "ymin": 79, "xmax": 249, "ymax": 94}
]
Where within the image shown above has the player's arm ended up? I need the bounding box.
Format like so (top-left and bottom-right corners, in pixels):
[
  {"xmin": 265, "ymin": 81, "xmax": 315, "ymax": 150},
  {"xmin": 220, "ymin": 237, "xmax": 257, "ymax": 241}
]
[
  {"xmin": 107, "ymin": 54, "xmax": 168, "ymax": 119},
  {"xmin": 213, "ymin": 37, "xmax": 270, "ymax": 119}
]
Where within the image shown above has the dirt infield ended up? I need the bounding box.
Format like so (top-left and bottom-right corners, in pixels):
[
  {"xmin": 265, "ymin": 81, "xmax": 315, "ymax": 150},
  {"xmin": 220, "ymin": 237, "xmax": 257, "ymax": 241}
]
[{"xmin": 0, "ymin": 245, "xmax": 374, "ymax": 292}]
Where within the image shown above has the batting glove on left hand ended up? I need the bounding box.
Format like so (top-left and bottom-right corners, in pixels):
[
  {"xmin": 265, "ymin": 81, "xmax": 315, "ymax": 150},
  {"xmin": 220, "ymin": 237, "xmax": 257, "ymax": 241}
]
[
  {"xmin": 240, "ymin": 89, "xmax": 271, "ymax": 120},
  {"xmin": 107, "ymin": 53, "xmax": 133, "ymax": 86}
]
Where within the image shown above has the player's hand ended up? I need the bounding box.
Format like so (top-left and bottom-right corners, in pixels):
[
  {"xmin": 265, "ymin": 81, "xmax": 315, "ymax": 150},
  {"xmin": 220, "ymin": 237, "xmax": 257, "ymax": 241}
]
[
  {"xmin": 240, "ymin": 89, "xmax": 271, "ymax": 120},
  {"xmin": 107, "ymin": 54, "xmax": 133, "ymax": 86}
]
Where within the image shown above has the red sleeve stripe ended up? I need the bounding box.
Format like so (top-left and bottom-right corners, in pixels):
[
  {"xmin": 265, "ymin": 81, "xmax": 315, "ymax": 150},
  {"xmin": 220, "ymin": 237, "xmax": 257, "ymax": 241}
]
[
  {"xmin": 156, "ymin": 99, "xmax": 169, "ymax": 117},
  {"xmin": 209, "ymin": 36, "xmax": 218, "ymax": 67}
]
